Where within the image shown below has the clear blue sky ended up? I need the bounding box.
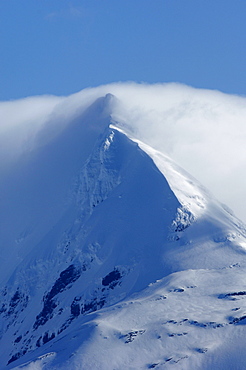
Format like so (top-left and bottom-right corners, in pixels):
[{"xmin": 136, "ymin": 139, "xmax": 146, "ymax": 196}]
[{"xmin": 0, "ymin": 0, "xmax": 246, "ymax": 100}]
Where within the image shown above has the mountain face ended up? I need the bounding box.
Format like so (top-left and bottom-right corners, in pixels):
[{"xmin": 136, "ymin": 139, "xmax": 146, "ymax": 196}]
[{"xmin": 1, "ymin": 94, "xmax": 246, "ymax": 369}]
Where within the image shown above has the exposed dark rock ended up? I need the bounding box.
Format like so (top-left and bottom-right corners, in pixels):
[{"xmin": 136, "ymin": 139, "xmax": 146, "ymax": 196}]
[
  {"xmin": 43, "ymin": 331, "xmax": 55, "ymax": 344},
  {"xmin": 71, "ymin": 301, "xmax": 80, "ymax": 317},
  {"xmin": 7, "ymin": 349, "xmax": 27, "ymax": 365},
  {"xmin": 9, "ymin": 291, "xmax": 21, "ymax": 310},
  {"xmin": 81, "ymin": 297, "xmax": 106, "ymax": 315},
  {"xmin": 229, "ymin": 315, "xmax": 246, "ymax": 325},
  {"xmin": 188, "ymin": 320, "xmax": 224, "ymax": 328},
  {"xmin": 14, "ymin": 335, "xmax": 22, "ymax": 344},
  {"xmin": 0, "ymin": 303, "xmax": 7, "ymax": 314},
  {"xmin": 36, "ymin": 336, "xmax": 42, "ymax": 347},
  {"xmin": 170, "ymin": 288, "xmax": 184, "ymax": 293},
  {"xmin": 196, "ymin": 348, "xmax": 208, "ymax": 353},
  {"xmin": 120, "ymin": 330, "xmax": 145, "ymax": 343},
  {"xmin": 7, "ymin": 352, "xmax": 21, "ymax": 365},
  {"xmin": 148, "ymin": 363, "xmax": 159, "ymax": 369},
  {"xmin": 219, "ymin": 291, "xmax": 246, "ymax": 300},
  {"xmin": 33, "ymin": 264, "xmax": 81, "ymax": 330},
  {"xmin": 33, "ymin": 299, "xmax": 57, "ymax": 330},
  {"xmin": 102, "ymin": 269, "xmax": 121, "ymax": 287},
  {"xmin": 168, "ymin": 332, "xmax": 188, "ymax": 337},
  {"xmin": 57, "ymin": 318, "xmax": 74, "ymax": 335},
  {"xmin": 154, "ymin": 295, "xmax": 167, "ymax": 301},
  {"xmin": 6, "ymin": 290, "xmax": 29, "ymax": 317},
  {"xmin": 189, "ymin": 320, "xmax": 207, "ymax": 328},
  {"xmin": 45, "ymin": 264, "xmax": 81, "ymax": 302},
  {"xmin": 166, "ymin": 320, "xmax": 178, "ymax": 324}
]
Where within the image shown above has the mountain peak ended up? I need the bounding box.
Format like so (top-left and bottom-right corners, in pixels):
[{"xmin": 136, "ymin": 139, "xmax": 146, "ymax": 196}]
[{"xmin": 1, "ymin": 92, "xmax": 246, "ymax": 369}]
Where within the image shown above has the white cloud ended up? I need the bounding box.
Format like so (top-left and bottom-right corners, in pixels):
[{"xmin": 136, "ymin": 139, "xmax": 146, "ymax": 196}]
[
  {"xmin": 0, "ymin": 95, "xmax": 63, "ymax": 169},
  {"xmin": 1, "ymin": 83, "xmax": 246, "ymax": 223},
  {"xmin": 106, "ymin": 83, "xmax": 246, "ymax": 222},
  {"xmin": 45, "ymin": 5, "xmax": 85, "ymax": 21}
]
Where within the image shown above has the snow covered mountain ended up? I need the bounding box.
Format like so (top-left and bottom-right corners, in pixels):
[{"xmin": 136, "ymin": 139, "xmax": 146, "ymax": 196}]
[{"xmin": 1, "ymin": 91, "xmax": 246, "ymax": 369}]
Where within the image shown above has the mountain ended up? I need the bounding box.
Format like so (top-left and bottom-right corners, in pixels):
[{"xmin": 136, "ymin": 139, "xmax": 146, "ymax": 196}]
[{"xmin": 1, "ymin": 92, "xmax": 246, "ymax": 369}]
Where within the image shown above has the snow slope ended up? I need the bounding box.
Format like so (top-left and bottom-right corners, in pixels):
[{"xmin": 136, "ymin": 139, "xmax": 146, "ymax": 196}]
[{"xmin": 0, "ymin": 93, "xmax": 246, "ymax": 369}]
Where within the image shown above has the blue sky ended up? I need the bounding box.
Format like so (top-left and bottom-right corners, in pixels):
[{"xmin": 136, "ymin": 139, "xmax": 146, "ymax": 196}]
[{"xmin": 0, "ymin": 0, "xmax": 246, "ymax": 100}]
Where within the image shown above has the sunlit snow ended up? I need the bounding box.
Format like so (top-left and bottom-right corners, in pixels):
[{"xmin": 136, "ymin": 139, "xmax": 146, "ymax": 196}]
[{"xmin": 0, "ymin": 85, "xmax": 246, "ymax": 369}]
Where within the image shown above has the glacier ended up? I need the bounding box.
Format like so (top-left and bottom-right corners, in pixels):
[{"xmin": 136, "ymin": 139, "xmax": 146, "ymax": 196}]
[{"xmin": 0, "ymin": 89, "xmax": 246, "ymax": 369}]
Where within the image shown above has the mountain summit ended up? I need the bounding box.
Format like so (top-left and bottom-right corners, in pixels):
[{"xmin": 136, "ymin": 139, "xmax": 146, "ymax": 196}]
[{"xmin": 1, "ymin": 93, "xmax": 246, "ymax": 369}]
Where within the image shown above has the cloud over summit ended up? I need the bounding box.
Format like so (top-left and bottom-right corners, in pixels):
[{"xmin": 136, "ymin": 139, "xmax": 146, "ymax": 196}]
[{"xmin": 1, "ymin": 82, "xmax": 246, "ymax": 222}]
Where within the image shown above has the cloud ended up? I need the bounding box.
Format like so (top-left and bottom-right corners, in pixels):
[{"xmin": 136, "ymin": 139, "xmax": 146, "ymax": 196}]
[
  {"xmin": 0, "ymin": 95, "xmax": 63, "ymax": 169},
  {"xmin": 0, "ymin": 87, "xmax": 104, "ymax": 169},
  {"xmin": 1, "ymin": 82, "xmax": 246, "ymax": 223},
  {"xmin": 45, "ymin": 5, "xmax": 85, "ymax": 21},
  {"xmin": 105, "ymin": 83, "xmax": 246, "ymax": 222}
]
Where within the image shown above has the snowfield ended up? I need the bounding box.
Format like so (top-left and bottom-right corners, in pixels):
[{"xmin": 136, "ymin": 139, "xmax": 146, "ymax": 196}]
[{"xmin": 0, "ymin": 85, "xmax": 246, "ymax": 369}]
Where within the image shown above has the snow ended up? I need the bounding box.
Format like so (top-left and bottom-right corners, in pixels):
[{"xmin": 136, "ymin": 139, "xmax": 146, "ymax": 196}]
[
  {"xmin": 13, "ymin": 353, "xmax": 56, "ymax": 370},
  {"xmin": 0, "ymin": 87, "xmax": 246, "ymax": 369},
  {"xmin": 2, "ymin": 83, "xmax": 246, "ymax": 222},
  {"xmin": 14, "ymin": 267, "xmax": 246, "ymax": 369}
]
